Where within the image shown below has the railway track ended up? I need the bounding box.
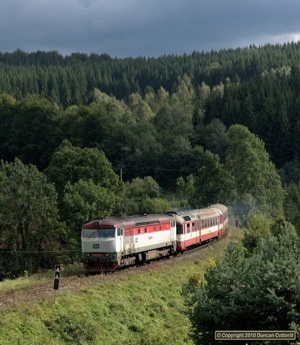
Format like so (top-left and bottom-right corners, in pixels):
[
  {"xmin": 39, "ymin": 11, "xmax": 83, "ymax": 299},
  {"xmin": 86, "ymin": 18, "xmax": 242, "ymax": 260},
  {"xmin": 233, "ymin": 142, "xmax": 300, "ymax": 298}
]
[{"xmin": 0, "ymin": 237, "xmax": 222, "ymax": 310}]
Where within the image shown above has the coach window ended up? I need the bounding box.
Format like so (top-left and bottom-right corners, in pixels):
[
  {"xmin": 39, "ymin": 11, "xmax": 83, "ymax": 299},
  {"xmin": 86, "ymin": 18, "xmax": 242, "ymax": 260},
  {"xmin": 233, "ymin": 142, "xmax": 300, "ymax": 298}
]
[
  {"xmin": 154, "ymin": 226, "xmax": 156, "ymax": 231},
  {"xmin": 138, "ymin": 228, "xmax": 141, "ymax": 234},
  {"xmin": 117, "ymin": 228, "xmax": 123, "ymax": 236},
  {"xmin": 192, "ymin": 222, "xmax": 195, "ymax": 231},
  {"xmin": 187, "ymin": 224, "xmax": 190, "ymax": 233},
  {"xmin": 160, "ymin": 225, "xmax": 162, "ymax": 231},
  {"xmin": 144, "ymin": 228, "xmax": 147, "ymax": 233}
]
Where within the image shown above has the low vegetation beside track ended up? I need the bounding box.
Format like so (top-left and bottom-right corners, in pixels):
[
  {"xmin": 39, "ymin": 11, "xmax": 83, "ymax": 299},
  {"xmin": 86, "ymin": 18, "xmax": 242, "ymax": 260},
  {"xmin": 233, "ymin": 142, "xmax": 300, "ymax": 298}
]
[{"xmin": 0, "ymin": 227, "xmax": 242, "ymax": 345}]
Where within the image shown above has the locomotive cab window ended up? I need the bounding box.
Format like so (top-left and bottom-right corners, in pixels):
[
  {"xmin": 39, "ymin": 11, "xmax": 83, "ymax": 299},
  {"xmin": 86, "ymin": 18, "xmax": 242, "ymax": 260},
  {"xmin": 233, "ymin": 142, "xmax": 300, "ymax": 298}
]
[
  {"xmin": 98, "ymin": 229, "xmax": 115, "ymax": 238},
  {"xmin": 177, "ymin": 224, "xmax": 183, "ymax": 234},
  {"xmin": 82, "ymin": 229, "xmax": 97, "ymax": 238}
]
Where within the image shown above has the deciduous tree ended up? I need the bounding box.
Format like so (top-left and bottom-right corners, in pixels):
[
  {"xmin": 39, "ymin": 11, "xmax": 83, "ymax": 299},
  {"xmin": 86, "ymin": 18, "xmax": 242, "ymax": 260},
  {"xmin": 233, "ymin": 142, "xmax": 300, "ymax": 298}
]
[
  {"xmin": 0, "ymin": 158, "xmax": 65, "ymax": 275},
  {"xmin": 225, "ymin": 124, "xmax": 284, "ymax": 219}
]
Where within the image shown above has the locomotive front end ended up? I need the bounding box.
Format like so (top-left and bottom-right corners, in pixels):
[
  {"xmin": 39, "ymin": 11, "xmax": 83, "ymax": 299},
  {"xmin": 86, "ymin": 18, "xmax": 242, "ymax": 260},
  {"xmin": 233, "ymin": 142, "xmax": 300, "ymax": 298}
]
[{"xmin": 81, "ymin": 220, "xmax": 123, "ymax": 272}]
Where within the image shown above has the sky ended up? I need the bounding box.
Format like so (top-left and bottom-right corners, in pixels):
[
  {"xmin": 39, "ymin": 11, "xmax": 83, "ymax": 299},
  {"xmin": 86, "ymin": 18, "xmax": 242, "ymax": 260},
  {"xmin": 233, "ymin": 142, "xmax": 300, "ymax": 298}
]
[{"xmin": 1, "ymin": 0, "xmax": 300, "ymax": 58}]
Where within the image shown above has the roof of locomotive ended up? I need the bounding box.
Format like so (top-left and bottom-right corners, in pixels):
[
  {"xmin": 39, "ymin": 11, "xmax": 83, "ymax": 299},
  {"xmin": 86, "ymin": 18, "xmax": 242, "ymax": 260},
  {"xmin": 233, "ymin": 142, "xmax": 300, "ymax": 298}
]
[{"xmin": 82, "ymin": 213, "xmax": 174, "ymax": 229}]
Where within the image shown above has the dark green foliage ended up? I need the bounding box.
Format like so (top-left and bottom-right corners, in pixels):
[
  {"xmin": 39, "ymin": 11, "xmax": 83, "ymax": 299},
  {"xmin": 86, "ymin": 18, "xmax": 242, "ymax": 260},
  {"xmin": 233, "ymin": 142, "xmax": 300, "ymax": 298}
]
[
  {"xmin": 1, "ymin": 44, "xmax": 300, "ymax": 188},
  {"xmin": 0, "ymin": 158, "xmax": 67, "ymax": 275},
  {"xmin": 1, "ymin": 44, "xmax": 300, "ymax": 169},
  {"xmin": 45, "ymin": 141, "xmax": 122, "ymax": 246},
  {"xmin": 226, "ymin": 124, "xmax": 284, "ymax": 219},
  {"xmin": 282, "ymin": 183, "xmax": 300, "ymax": 235},
  {"xmin": 188, "ymin": 146, "xmax": 235, "ymax": 207},
  {"xmin": 197, "ymin": 118, "xmax": 228, "ymax": 162},
  {"xmin": 271, "ymin": 218, "xmax": 297, "ymax": 238},
  {"xmin": 187, "ymin": 230, "xmax": 300, "ymax": 345},
  {"xmin": 1, "ymin": 43, "xmax": 300, "ymax": 277},
  {"xmin": 242, "ymin": 212, "xmax": 272, "ymax": 252},
  {"xmin": 63, "ymin": 179, "xmax": 116, "ymax": 244},
  {"xmin": 115, "ymin": 176, "xmax": 172, "ymax": 215},
  {"xmin": 45, "ymin": 140, "xmax": 121, "ymax": 196},
  {"xmin": 0, "ymin": 95, "xmax": 60, "ymax": 170}
]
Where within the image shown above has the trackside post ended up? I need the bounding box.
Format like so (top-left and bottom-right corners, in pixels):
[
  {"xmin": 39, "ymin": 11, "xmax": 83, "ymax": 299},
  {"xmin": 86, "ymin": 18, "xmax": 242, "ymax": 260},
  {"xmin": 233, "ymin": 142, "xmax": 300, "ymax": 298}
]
[
  {"xmin": 53, "ymin": 264, "xmax": 61, "ymax": 290},
  {"xmin": 53, "ymin": 264, "xmax": 61, "ymax": 303}
]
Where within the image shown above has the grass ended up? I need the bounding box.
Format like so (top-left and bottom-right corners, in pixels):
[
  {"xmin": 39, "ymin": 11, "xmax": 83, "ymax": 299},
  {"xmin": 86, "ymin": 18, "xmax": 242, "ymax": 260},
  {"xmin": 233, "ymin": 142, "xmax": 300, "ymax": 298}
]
[
  {"xmin": 0, "ymin": 227, "xmax": 243, "ymax": 345},
  {"xmin": 0, "ymin": 263, "xmax": 84, "ymax": 293}
]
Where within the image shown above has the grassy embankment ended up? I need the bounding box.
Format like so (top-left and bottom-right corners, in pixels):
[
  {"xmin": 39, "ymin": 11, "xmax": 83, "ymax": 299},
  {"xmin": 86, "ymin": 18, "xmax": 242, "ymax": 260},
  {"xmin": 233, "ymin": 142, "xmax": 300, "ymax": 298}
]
[{"xmin": 0, "ymin": 227, "xmax": 243, "ymax": 345}]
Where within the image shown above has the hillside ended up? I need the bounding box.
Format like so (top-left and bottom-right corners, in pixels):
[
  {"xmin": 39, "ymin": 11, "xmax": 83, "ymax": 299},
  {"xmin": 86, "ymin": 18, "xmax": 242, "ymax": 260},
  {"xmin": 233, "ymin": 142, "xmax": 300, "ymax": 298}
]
[{"xmin": 0, "ymin": 227, "xmax": 242, "ymax": 345}]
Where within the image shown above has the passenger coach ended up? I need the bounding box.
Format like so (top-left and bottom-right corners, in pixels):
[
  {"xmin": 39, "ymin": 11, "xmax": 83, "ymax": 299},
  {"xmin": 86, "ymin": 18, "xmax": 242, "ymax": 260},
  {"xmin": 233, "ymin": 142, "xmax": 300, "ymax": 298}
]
[{"xmin": 170, "ymin": 204, "xmax": 228, "ymax": 251}]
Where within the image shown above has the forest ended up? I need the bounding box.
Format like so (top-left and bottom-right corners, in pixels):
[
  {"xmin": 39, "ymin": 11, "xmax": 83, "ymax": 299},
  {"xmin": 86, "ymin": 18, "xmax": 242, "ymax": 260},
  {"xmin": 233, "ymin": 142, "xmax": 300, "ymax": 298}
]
[{"xmin": 1, "ymin": 43, "xmax": 300, "ymax": 342}]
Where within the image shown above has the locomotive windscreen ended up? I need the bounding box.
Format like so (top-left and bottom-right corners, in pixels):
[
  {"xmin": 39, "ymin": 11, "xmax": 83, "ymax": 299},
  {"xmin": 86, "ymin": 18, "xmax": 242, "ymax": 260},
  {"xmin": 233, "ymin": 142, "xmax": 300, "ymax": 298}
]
[{"xmin": 82, "ymin": 229, "xmax": 115, "ymax": 238}]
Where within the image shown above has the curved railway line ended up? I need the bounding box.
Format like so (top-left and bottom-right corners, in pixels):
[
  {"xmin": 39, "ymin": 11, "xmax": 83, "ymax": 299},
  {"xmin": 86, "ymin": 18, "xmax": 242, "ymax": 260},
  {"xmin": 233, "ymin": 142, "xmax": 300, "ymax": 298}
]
[{"xmin": 0, "ymin": 230, "xmax": 232, "ymax": 310}]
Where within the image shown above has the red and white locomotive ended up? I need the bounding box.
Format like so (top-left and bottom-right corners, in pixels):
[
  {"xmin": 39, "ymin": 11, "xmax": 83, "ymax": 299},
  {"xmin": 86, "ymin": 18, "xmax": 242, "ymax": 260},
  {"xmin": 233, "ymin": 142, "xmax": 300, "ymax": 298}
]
[{"xmin": 81, "ymin": 204, "xmax": 228, "ymax": 272}]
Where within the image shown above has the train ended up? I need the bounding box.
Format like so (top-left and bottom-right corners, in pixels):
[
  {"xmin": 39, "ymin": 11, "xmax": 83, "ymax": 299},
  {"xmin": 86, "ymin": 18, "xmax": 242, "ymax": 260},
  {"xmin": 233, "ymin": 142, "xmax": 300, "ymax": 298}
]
[{"xmin": 81, "ymin": 204, "xmax": 228, "ymax": 272}]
